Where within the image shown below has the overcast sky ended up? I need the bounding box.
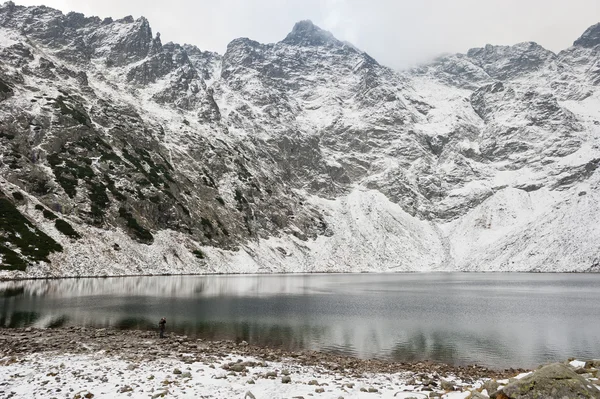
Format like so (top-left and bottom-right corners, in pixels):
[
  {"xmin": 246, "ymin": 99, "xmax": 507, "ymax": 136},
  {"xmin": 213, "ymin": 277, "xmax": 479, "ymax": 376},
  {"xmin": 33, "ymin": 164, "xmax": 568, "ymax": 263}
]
[{"xmin": 14, "ymin": 0, "xmax": 600, "ymax": 69}]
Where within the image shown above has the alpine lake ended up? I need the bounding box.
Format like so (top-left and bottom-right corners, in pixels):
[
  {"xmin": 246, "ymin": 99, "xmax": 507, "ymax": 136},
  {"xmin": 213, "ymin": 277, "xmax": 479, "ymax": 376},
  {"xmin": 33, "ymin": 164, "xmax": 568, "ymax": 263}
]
[{"xmin": 1, "ymin": 272, "xmax": 599, "ymax": 369}]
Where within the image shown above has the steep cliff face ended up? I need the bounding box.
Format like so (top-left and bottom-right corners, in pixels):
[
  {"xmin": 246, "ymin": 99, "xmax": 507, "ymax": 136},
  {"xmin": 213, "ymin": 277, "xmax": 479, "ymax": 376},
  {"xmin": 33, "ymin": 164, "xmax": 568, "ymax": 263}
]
[{"xmin": 0, "ymin": 2, "xmax": 599, "ymax": 277}]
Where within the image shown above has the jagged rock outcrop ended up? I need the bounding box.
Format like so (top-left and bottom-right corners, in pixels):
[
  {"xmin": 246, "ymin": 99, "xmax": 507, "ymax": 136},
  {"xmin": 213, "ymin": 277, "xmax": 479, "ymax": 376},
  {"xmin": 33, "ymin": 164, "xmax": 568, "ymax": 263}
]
[
  {"xmin": 0, "ymin": 2, "xmax": 599, "ymax": 277},
  {"xmin": 574, "ymin": 23, "xmax": 600, "ymax": 48}
]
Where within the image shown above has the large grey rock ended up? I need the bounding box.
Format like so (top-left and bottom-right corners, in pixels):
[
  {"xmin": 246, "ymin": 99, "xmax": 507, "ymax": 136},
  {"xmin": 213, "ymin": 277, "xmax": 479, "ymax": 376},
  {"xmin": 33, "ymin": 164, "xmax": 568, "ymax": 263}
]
[{"xmin": 490, "ymin": 363, "xmax": 600, "ymax": 399}]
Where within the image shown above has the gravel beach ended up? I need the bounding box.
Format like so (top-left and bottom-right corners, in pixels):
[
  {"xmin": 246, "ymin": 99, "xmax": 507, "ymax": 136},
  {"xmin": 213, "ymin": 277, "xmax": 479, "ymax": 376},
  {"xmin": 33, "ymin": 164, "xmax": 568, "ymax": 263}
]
[{"xmin": 0, "ymin": 327, "xmax": 535, "ymax": 398}]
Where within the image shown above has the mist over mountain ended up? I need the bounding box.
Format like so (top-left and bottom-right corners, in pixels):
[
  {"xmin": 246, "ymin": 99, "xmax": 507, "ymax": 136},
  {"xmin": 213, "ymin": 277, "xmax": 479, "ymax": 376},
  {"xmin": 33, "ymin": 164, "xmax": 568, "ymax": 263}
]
[{"xmin": 0, "ymin": 1, "xmax": 599, "ymax": 277}]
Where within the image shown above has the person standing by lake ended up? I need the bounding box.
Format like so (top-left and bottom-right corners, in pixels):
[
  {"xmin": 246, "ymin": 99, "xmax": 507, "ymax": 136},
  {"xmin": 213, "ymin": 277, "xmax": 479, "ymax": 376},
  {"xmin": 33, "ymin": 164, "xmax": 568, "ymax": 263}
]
[{"xmin": 158, "ymin": 317, "xmax": 166, "ymax": 338}]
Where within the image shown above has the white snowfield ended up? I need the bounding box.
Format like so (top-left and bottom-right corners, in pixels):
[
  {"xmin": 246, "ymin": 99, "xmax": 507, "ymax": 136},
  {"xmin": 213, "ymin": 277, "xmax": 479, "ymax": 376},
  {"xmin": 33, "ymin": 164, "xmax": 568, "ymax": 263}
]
[
  {"xmin": 208, "ymin": 176, "xmax": 600, "ymax": 273},
  {"xmin": 1, "ymin": 6, "xmax": 600, "ymax": 277}
]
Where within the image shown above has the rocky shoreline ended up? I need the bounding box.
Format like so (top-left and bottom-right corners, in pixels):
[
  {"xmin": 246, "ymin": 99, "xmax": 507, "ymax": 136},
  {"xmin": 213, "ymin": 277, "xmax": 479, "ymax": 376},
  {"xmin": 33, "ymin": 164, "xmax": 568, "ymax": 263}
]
[
  {"xmin": 0, "ymin": 327, "xmax": 598, "ymax": 398},
  {"xmin": 0, "ymin": 327, "xmax": 521, "ymax": 378}
]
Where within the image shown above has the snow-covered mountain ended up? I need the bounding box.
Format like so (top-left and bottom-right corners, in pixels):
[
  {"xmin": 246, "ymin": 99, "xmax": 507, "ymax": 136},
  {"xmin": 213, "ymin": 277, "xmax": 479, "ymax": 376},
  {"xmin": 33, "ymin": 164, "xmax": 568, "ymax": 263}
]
[{"xmin": 0, "ymin": 1, "xmax": 599, "ymax": 277}]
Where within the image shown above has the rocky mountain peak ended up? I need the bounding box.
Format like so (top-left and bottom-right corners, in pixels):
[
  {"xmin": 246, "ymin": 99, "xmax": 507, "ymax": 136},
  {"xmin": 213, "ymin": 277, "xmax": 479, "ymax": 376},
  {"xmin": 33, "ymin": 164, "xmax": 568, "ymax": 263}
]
[
  {"xmin": 1, "ymin": 1, "xmax": 16, "ymax": 11},
  {"xmin": 63, "ymin": 11, "xmax": 100, "ymax": 28},
  {"xmin": 117, "ymin": 15, "xmax": 136, "ymax": 24},
  {"xmin": 281, "ymin": 20, "xmax": 339, "ymax": 47},
  {"xmin": 0, "ymin": 5, "xmax": 600, "ymax": 277},
  {"xmin": 573, "ymin": 22, "xmax": 600, "ymax": 48},
  {"xmin": 466, "ymin": 41, "xmax": 552, "ymax": 59},
  {"xmin": 464, "ymin": 41, "xmax": 555, "ymax": 80}
]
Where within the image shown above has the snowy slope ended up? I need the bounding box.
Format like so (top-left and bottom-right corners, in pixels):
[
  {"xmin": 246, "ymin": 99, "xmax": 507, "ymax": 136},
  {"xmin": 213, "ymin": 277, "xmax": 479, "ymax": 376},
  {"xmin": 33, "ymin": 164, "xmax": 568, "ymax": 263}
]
[{"xmin": 204, "ymin": 188, "xmax": 446, "ymax": 273}]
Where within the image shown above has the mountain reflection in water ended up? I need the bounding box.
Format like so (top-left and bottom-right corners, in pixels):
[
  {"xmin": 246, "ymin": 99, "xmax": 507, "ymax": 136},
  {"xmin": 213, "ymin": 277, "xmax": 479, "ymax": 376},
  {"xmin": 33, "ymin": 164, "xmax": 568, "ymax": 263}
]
[{"xmin": 1, "ymin": 273, "xmax": 599, "ymax": 369}]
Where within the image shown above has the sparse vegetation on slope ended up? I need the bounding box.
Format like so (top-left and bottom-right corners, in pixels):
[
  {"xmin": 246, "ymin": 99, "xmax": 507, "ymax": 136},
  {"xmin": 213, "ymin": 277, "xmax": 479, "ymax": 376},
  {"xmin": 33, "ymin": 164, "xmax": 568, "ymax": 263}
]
[{"xmin": 0, "ymin": 195, "xmax": 63, "ymax": 271}]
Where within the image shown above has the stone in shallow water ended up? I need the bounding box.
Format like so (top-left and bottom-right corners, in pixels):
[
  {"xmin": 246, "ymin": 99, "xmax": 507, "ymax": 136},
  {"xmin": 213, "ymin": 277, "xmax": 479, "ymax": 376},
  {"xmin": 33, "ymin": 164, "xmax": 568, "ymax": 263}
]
[{"xmin": 490, "ymin": 363, "xmax": 600, "ymax": 399}]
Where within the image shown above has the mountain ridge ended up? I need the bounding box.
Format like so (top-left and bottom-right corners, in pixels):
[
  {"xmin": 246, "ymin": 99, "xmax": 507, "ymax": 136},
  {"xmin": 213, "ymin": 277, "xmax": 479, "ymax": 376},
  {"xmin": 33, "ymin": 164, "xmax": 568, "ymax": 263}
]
[{"xmin": 0, "ymin": 1, "xmax": 599, "ymax": 277}]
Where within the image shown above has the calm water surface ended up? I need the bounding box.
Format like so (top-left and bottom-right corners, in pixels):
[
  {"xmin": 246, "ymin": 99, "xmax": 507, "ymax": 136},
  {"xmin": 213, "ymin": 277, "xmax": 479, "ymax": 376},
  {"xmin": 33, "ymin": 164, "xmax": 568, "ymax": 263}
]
[{"xmin": 1, "ymin": 273, "xmax": 599, "ymax": 369}]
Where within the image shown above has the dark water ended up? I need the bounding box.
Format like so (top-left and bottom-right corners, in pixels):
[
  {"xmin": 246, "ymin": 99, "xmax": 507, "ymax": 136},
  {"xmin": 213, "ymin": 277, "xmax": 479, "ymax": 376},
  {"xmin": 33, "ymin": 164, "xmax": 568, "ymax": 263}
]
[{"xmin": 1, "ymin": 273, "xmax": 599, "ymax": 369}]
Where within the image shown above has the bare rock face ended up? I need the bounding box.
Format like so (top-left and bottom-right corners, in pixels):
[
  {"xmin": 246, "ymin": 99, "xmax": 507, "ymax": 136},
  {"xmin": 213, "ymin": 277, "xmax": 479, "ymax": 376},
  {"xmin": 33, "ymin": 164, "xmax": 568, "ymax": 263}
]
[
  {"xmin": 0, "ymin": 75, "xmax": 13, "ymax": 100},
  {"xmin": 466, "ymin": 42, "xmax": 557, "ymax": 81},
  {"xmin": 0, "ymin": 3, "xmax": 600, "ymax": 276},
  {"xmin": 490, "ymin": 363, "xmax": 600, "ymax": 399},
  {"xmin": 574, "ymin": 23, "xmax": 600, "ymax": 48}
]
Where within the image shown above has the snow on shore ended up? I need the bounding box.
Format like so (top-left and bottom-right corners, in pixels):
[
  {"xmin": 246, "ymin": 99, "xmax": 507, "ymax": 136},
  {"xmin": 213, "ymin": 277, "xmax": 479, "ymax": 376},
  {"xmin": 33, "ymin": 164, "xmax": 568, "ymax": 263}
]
[
  {"xmin": 1, "ymin": 328, "xmax": 598, "ymax": 399},
  {"xmin": 0, "ymin": 327, "xmax": 517, "ymax": 399},
  {"xmin": 1, "ymin": 351, "xmax": 482, "ymax": 399}
]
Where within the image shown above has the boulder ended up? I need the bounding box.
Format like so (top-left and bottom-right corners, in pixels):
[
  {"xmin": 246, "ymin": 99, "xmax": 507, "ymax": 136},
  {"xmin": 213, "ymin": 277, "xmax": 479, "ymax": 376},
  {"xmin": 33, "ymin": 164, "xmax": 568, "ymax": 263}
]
[
  {"xmin": 483, "ymin": 379, "xmax": 500, "ymax": 393},
  {"xmin": 585, "ymin": 360, "xmax": 600, "ymax": 369},
  {"xmin": 490, "ymin": 363, "xmax": 600, "ymax": 399},
  {"xmin": 441, "ymin": 379, "xmax": 455, "ymax": 391}
]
